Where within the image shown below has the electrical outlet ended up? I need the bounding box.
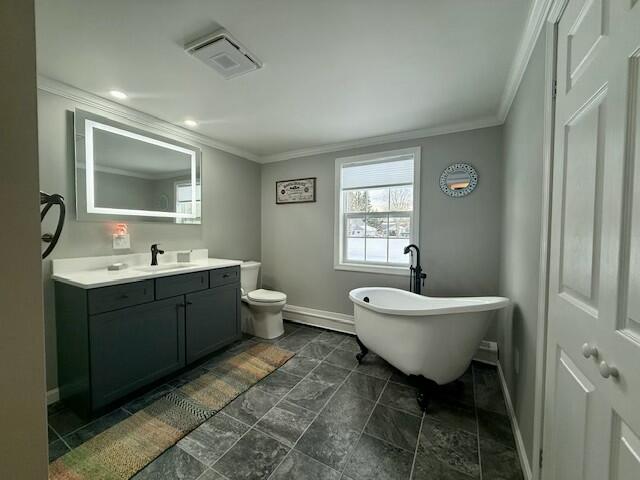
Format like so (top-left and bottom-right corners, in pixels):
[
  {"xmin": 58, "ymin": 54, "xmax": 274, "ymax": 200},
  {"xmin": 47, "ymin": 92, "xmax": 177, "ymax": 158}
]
[
  {"xmin": 113, "ymin": 233, "xmax": 130, "ymax": 250},
  {"xmin": 514, "ymin": 348, "xmax": 520, "ymax": 375}
]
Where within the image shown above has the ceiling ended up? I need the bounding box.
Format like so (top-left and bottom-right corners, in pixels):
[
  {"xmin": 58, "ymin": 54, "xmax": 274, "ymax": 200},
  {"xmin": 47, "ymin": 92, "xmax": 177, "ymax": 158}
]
[{"xmin": 35, "ymin": 0, "xmax": 532, "ymax": 161}]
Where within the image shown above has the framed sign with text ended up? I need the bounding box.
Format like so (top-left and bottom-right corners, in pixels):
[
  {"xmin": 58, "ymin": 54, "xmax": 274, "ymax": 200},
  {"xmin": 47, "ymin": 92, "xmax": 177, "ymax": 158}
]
[{"xmin": 276, "ymin": 177, "xmax": 317, "ymax": 204}]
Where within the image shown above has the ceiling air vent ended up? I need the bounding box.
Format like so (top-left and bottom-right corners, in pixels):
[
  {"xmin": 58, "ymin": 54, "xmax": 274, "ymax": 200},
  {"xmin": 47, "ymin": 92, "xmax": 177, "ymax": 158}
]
[{"xmin": 185, "ymin": 29, "xmax": 262, "ymax": 80}]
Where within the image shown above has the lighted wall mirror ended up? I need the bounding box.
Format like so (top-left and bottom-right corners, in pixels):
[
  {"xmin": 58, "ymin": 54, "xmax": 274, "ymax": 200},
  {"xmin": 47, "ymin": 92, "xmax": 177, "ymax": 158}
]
[
  {"xmin": 439, "ymin": 163, "xmax": 478, "ymax": 198},
  {"xmin": 74, "ymin": 109, "xmax": 202, "ymax": 224}
]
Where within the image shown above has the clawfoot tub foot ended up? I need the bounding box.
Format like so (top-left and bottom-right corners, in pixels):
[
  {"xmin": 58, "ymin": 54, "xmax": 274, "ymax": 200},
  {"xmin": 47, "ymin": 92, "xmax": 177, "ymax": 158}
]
[
  {"xmin": 355, "ymin": 336, "xmax": 369, "ymax": 364},
  {"xmin": 415, "ymin": 377, "xmax": 438, "ymax": 412}
]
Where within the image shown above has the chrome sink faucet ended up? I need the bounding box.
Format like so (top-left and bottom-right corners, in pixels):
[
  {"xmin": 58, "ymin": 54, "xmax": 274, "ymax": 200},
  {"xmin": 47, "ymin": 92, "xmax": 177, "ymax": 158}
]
[{"xmin": 150, "ymin": 243, "xmax": 165, "ymax": 266}]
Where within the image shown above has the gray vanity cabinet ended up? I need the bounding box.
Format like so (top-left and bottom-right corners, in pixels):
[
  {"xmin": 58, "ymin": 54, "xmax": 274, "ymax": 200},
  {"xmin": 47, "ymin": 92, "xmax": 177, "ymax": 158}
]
[
  {"xmin": 55, "ymin": 265, "xmax": 241, "ymax": 416},
  {"xmin": 90, "ymin": 296, "xmax": 185, "ymax": 409},
  {"xmin": 186, "ymin": 283, "xmax": 240, "ymax": 363}
]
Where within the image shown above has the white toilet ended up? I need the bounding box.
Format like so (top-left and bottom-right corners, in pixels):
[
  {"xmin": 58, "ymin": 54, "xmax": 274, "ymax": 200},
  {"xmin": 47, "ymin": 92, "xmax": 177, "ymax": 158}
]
[{"xmin": 240, "ymin": 261, "xmax": 287, "ymax": 339}]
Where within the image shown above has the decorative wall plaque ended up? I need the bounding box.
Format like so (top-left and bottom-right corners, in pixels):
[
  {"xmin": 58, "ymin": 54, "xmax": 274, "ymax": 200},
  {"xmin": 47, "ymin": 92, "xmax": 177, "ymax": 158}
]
[{"xmin": 276, "ymin": 177, "xmax": 317, "ymax": 204}]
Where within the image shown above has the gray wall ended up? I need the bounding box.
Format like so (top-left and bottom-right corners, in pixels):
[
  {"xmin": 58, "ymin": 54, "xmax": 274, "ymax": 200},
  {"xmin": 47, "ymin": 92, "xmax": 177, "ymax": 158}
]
[
  {"xmin": 498, "ymin": 33, "xmax": 546, "ymax": 470},
  {"xmin": 261, "ymin": 127, "xmax": 504, "ymax": 337},
  {"xmin": 0, "ymin": 0, "xmax": 49, "ymax": 476},
  {"xmin": 39, "ymin": 90, "xmax": 262, "ymax": 391}
]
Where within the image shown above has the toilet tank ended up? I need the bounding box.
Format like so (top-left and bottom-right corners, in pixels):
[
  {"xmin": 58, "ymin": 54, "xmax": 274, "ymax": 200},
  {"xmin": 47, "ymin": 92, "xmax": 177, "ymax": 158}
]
[{"xmin": 240, "ymin": 261, "xmax": 261, "ymax": 293}]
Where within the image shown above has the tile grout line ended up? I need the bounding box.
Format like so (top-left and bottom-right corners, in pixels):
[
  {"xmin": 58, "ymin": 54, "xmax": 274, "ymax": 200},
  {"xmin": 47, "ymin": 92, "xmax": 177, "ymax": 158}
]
[
  {"xmin": 48, "ymin": 422, "xmax": 73, "ymax": 451},
  {"xmin": 50, "ymin": 328, "xmax": 343, "ymax": 475},
  {"xmin": 195, "ymin": 466, "xmax": 231, "ymax": 480},
  {"xmin": 182, "ymin": 334, "xmax": 345, "ymax": 478},
  {"xmin": 48, "ymin": 425, "xmax": 63, "ymax": 443},
  {"xmin": 408, "ymin": 410, "xmax": 426, "ymax": 479},
  {"xmin": 48, "ymin": 425, "xmax": 72, "ymax": 452},
  {"xmin": 364, "ymin": 428, "xmax": 419, "ymax": 455},
  {"xmin": 138, "ymin": 343, "xmax": 279, "ymax": 477},
  {"xmin": 336, "ymin": 373, "xmax": 393, "ymax": 478},
  {"xmin": 47, "ymin": 329, "xmax": 303, "ymax": 448},
  {"xmin": 56, "ymin": 337, "xmax": 283, "ymax": 473},
  {"xmin": 51, "ymin": 382, "xmax": 177, "ymax": 449},
  {"xmin": 174, "ymin": 346, "xmax": 321, "ymax": 476},
  {"xmin": 264, "ymin": 343, "xmax": 360, "ymax": 479}
]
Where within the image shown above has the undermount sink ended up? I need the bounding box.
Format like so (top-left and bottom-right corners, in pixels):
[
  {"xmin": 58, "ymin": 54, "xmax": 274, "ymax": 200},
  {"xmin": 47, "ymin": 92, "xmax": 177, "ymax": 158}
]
[{"xmin": 134, "ymin": 263, "xmax": 197, "ymax": 273}]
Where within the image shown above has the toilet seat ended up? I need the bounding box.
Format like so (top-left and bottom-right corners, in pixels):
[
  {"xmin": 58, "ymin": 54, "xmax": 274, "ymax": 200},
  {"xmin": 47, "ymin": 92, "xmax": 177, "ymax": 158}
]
[{"xmin": 247, "ymin": 289, "xmax": 287, "ymax": 303}]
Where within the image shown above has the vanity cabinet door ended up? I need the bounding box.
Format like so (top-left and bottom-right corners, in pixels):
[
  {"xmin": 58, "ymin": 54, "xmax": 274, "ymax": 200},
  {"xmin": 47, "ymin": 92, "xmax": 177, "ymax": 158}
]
[
  {"xmin": 185, "ymin": 284, "xmax": 240, "ymax": 363},
  {"xmin": 89, "ymin": 296, "xmax": 185, "ymax": 409}
]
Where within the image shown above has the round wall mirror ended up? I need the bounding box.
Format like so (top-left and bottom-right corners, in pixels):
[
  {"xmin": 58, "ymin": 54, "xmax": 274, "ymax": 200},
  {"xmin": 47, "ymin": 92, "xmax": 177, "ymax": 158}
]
[{"xmin": 439, "ymin": 163, "xmax": 478, "ymax": 197}]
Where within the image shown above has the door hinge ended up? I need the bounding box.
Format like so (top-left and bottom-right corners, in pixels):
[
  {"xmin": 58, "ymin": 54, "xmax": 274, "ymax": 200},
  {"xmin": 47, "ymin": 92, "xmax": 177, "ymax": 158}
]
[
  {"xmin": 552, "ymin": 80, "xmax": 557, "ymax": 100},
  {"xmin": 539, "ymin": 449, "xmax": 543, "ymax": 469}
]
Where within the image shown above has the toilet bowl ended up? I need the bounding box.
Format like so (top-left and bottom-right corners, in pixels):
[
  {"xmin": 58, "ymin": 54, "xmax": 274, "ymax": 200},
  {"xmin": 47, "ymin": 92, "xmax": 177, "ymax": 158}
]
[{"xmin": 240, "ymin": 261, "xmax": 286, "ymax": 339}]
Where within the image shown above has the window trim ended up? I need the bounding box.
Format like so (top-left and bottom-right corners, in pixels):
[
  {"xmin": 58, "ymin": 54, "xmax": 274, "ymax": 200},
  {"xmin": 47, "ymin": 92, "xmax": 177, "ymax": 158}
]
[
  {"xmin": 334, "ymin": 146, "xmax": 421, "ymax": 275},
  {"xmin": 174, "ymin": 180, "xmax": 201, "ymax": 224}
]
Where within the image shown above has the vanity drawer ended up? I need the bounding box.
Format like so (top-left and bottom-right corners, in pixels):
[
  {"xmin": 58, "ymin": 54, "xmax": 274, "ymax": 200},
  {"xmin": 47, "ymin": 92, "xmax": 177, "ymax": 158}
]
[
  {"xmin": 210, "ymin": 266, "xmax": 240, "ymax": 288},
  {"xmin": 88, "ymin": 280, "xmax": 154, "ymax": 315},
  {"xmin": 155, "ymin": 271, "xmax": 209, "ymax": 299}
]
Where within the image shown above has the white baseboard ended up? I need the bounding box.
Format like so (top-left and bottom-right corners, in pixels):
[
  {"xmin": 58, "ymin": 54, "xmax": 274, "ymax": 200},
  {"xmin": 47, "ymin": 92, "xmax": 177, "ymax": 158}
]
[
  {"xmin": 283, "ymin": 305, "xmax": 355, "ymax": 334},
  {"xmin": 47, "ymin": 388, "xmax": 60, "ymax": 405},
  {"xmin": 46, "ymin": 306, "xmax": 499, "ymax": 405},
  {"xmin": 474, "ymin": 340, "xmax": 498, "ymax": 365},
  {"xmin": 283, "ymin": 304, "xmax": 499, "ymax": 365},
  {"xmin": 497, "ymin": 362, "xmax": 533, "ymax": 480}
]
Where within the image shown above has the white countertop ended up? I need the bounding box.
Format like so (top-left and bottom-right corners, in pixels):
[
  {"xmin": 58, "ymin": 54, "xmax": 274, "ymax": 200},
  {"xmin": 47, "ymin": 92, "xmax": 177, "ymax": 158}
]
[{"xmin": 51, "ymin": 249, "xmax": 243, "ymax": 289}]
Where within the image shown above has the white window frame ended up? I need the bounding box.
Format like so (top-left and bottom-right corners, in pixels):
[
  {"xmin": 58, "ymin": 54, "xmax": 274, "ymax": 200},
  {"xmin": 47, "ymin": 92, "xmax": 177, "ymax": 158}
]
[
  {"xmin": 174, "ymin": 180, "xmax": 201, "ymax": 224},
  {"xmin": 334, "ymin": 146, "xmax": 420, "ymax": 275}
]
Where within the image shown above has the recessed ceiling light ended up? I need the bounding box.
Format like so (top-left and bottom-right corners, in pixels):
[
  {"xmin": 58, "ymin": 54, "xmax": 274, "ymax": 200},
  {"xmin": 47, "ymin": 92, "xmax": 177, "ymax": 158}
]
[
  {"xmin": 109, "ymin": 90, "xmax": 127, "ymax": 100},
  {"xmin": 184, "ymin": 119, "xmax": 198, "ymax": 128}
]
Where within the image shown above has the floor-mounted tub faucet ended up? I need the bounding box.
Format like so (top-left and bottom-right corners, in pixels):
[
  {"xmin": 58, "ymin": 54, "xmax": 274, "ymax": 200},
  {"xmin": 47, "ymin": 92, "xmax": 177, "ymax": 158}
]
[{"xmin": 404, "ymin": 244, "xmax": 426, "ymax": 295}]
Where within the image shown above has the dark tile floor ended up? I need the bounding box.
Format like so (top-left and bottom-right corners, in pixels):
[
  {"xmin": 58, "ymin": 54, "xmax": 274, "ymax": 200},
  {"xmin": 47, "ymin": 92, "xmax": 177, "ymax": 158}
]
[{"xmin": 48, "ymin": 321, "xmax": 524, "ymax": 480}]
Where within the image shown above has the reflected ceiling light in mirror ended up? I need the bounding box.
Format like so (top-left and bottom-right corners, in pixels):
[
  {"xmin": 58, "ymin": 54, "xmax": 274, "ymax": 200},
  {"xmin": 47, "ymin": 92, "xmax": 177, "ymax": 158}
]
[
  {"xmin": 184, "ymin": 119, "xmax": 198, "ymax": 128},
  {"xmin": 109, "ymin": 90, "xmax": 128, "ymax": 100}
]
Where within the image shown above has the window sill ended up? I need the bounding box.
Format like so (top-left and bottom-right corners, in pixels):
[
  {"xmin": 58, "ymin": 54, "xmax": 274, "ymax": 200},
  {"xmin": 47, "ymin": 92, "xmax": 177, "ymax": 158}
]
[{"xmin": 334, "ymin": 263, "xmax": 409, "ymax": 276}]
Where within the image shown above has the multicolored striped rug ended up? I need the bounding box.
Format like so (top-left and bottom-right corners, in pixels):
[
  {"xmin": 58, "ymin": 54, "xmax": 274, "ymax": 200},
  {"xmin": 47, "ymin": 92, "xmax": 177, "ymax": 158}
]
[{"xmin": 49, "ymin": 343, "xmax": 294, "ymax": 480}]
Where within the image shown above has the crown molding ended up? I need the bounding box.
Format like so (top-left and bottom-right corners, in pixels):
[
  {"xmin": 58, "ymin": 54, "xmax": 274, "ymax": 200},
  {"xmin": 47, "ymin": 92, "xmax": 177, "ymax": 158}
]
[
  {"xmin": 497, "ymin": 0, "xmax": 554, "ymax": 122},
  {"xmin": 260, "ymin": 115, "xmax": 502, "ymax": 163},
  {"xmin": 36, "ymin": 75, "xmax": 260, "ymax": 162},
  {"xmin": 37, "ymin": 76, "xmax": 501, "ymax": 165},
  {"xmin": 41, "ymin": 0, "xmax": 549, "ymax": 170}
]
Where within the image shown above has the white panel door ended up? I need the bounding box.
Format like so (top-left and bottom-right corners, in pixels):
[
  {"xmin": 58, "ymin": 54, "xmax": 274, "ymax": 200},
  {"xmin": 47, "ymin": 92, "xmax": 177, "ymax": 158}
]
[{"xmin": 543, "ymin": 1, "xmax": 640, "ymax": 479}]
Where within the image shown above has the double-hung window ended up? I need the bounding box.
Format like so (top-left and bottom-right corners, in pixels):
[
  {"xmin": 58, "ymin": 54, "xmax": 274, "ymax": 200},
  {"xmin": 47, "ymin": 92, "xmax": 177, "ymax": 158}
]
[{"xmin": 334, "ymin": 147, "xmax": 420, "ymax": 274}]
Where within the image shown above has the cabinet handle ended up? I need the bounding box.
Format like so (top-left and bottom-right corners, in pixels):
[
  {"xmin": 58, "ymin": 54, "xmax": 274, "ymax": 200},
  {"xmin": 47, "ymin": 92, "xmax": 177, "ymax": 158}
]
[
  {"xmin": 119, "ymin": 294, "xmax": 129, "ymax": 300},
  {"xmin": 223, "ymin": 274, "xmax": 230, "ymax": 278},
  {"xmin": 186, "ymin": 301, "xmax": 193, "ymax": 306}
]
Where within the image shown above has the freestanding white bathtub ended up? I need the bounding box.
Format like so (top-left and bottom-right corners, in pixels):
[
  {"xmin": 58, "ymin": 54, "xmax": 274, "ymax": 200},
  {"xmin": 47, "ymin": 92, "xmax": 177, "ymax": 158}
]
[{"xmin": 349, "ymin": 287, "xmax": 509, "ymax": 385}]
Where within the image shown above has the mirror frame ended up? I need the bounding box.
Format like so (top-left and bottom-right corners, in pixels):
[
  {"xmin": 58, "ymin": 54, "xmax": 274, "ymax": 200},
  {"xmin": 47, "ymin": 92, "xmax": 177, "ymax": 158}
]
[
  {"xmin": 439, "ymin": 163, "xmax": 478, "ymax": 198},
  {"xmin": 74, "ymin": 109, "xmax": 202, "ymax": 223}
]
